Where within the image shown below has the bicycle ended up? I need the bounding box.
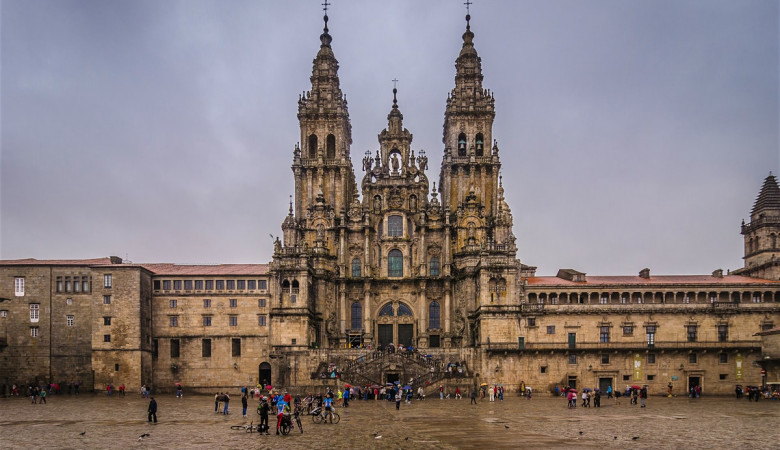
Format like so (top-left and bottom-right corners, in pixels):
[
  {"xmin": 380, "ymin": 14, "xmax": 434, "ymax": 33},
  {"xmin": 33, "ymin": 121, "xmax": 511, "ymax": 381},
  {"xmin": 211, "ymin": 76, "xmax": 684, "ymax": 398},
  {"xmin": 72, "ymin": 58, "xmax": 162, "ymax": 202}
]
[
  {"xmin": 229, "ymin": 421, "xmax": 259, "ymax": 433},
  {"xmin": 312, "ymin": 407, "xmax": 340, "ymax": 424},
  {"xmin": 278, "ymin": 410, "xmax": 303, "ymax": 435}
]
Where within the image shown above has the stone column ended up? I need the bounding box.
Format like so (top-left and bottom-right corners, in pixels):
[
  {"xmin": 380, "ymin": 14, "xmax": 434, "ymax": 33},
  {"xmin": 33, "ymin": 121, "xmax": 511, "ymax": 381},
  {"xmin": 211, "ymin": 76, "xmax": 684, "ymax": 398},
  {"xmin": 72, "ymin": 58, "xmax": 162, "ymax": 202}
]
[
  {"xmin": 339, "ymin": 283, "xmax": 346, "ymax": 335},
  {"xmin": 444, "ymin": 280, "xmax": 451, "ymax": 333},
  {"xmin": 363, "ymin": 281, "xmax": 372, "ymax": 344}
]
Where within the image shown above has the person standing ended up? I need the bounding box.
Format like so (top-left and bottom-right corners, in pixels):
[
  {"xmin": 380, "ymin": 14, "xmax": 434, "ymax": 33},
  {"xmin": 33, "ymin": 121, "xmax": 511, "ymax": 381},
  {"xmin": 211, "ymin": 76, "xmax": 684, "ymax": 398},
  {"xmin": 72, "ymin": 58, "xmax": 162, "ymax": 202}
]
[
  {"xmin": 470, "ymin": 388, "xmax": 477, "ymax": 405},
  {"xmin": 593, "ymin": 391, "xmax": 601, "ymax": 407},
  {"xmin": 215, "ymin": 392, "xmax": 221, "ymax": 413},
  {"xmin": 488, "ymin": 386, "xmax": 495, "ymax": 402},
  {"xmin": 176, "ymin": 384, "xmax": 182, "ymax": 399},
  {"xmin": 119, "ymin": 384, "xmax": 125, "ymax": 397},
  {"xmin": 395, "ymin": 390, "xmax": 402, "ymax": 410},
  {"xmin": 640, "ymin": 386, "xmax": 647, "ymax": 408},
  {"xmin": 258, "ymin": 397, "xmax": 270, "ymax": 434},
  {"xmin": 223, "ymin": 392, "xmax": 230, "ymax": 415},
  {"xmin": 607, "ymin": 385, "xmax": 613, "ymax": 399},
  {"xmin": 39, "ymin": 388, "xmax": 47, "ymax": 404},
  {"xmin": 343, "ymin": 387, "xmax": 350, "ymax": 407},
  {"xmin": 242, "ymin": 393, "xmax": 248, "ymax": 418},
  {"xmin": 147, "ymin": 397, "xmax": 158, "ymax": 423},
  {"xmin": 439, "ymin": 385, "xmax": 444, "ymax": 399},
  {"xmin": 455, "ymin": 387, "xmax": 461, "ymax": 399}
]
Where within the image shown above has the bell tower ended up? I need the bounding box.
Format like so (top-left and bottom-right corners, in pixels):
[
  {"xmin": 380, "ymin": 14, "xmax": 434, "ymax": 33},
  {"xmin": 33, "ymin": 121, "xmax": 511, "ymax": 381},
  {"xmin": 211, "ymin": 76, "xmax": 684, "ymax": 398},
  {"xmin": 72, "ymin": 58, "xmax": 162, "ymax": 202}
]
[
  {"xmin": 736, "ymin": 173, "xmax": 780, "ymax": 280},
  {"xmin": 293, "ymin": 11, "xmax": 357, "ymax": 219}
]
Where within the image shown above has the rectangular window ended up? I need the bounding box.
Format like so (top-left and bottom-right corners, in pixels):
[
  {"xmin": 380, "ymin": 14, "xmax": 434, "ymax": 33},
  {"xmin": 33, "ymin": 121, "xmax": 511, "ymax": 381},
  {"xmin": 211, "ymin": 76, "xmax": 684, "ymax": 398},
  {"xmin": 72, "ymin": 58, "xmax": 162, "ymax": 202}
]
[
  {"xmin": 601, "ymin": 353, "xmax": 610, "ymax": 364},
  {"xmin": 65, "ymin": 277, "xmax": 72, "ymax": 293},
  {"xmin": 258, "ymin": 315, "xmax": 267, "ymax": 326},
  {"xmin": 226, "ymin": 280, "xmax": 235, "ymax": 290},
  {"xmin": 719, "ymin": 374, "xmax": 727, "ymax": 380},
  {"xmin": 153, "ymin": 280, "xmax": 161, "ymax": 290},
  {"xmin": 719, "ymin": 353, "xmax": 728, "ymax": 364},
  {"xmin": 291, "ymin": 294, "xmax": 297, "ymax": 304},
  {"xmin": 647, "ymin": 374, "xmax": 655, "ymax": 381},
  {"xmin": 718, "ymin": 325, "xmax": 728, "ymax": 342},
  {"xmin": 232, "ymin": 338, "xmax": 241, "ymax": 356},
  {"xmin": 540, "ymin": 366, "xmax": 547, "ymax": 374},
  {"xmin": 82, "ymin": 276, "xmax": 89, "ymax": 293},
  {"xmin": 169, "ymin": 316, "xmax": 178, "ymax": 327},
  {"xmin": 229, "ymin": 316, "xmax": 238, "ymax": 327},
  {"xmin": 546, "ymin": 325, "xmax": 555, "ymax": 334},
  {"xmin": 56, "ymin": 277, "xmax": 63, "ymax": 292},
  {"xmin": 203, "ymin": 316, "xmax": 211, "ymax": 327},
  {"xmin": 115, "ymin": 364, "xmax": 119, "ymax": 372},
  {"xmin": 31, "ymin": 327, "xmax": 39, "ymax": 338},
  {"xmin": 184, "ymin": 280, "xmax": 193, "ymax": 290},
  {"xmin": 104, "ymin": 334, "xmax": 111, "ymax": 342},
  {"xmin": 205, "ymin": 280, "xmax": 214, "ymax": 290},
  {"xmin": 762, "ymin": 323, "xmax": 774, "ymax": 331},
  {"xmin": 599, "ymin": 296, "xmax": 608, "ymax": 304},
  {"xmin": 568, "ymin": 354, "xmax": 577, "ymax": 364},
  {"xmin": 237, "ymin": 280, "xmax": 245, "ymax": 290},
  {"xmin": 30, "ymin": 304, "xmax": 39, "ymax": 322},
  {"xmin": 203, "ymin": 299, "xmax": 211, "ymax": 308},
  {"xmin": 388, "ymin": 215, "xmax": 403, "ymax": 236},
  {"xmin": 647, "ymin": 353, "xmax": 656, "ymax": 364},
  {"xmin": 173, "ymin": 280, "xmax": 182, "ymax": 290},
  {"xmin": 170, "ymin": 299, "xmax": 177, "ymax": 308},
  {"xmin": 104, "ymin": 274, "xmax": 112, "ymax": 288},
  {"xmin": 14, "ymin": 277, "xmax": 25, "ymax": 296},
  {"xmin": 623, "ymin": 325, "xmax": 633, "ymax": 335},
  {"xmin": 291, "ymin": 338, "xmax": 297, "ymax": 345},
  {"xmin": 195, "ymin": 280, "xmax": 204, "ymax": 290},
  {"xmin": 67, "ymin": 315, "xmax": 74, "ymax": 327},
  {"xmin": 600, "ymin": 326, "xmax": 610, "ymax": 343},
  {"xmin": 248, "ymin": 280, "xmax": 256, "ymax": 290},
  {"xmin": 103, "ymin": 317, "xmax": 111, "ymax": 326},
  {"xmin": 646, "ymin": 325, "xmax": 656, "ymax": 346},
  {"xmin": 216, "ymin": 280, "xmax": 224, "ymax": 290},
  {"xmin": 689, "ymin": 353, "xmax": 697, "ymax": 364},
  {"xmin": 170, "ymin": 339, "xmax": 180, "ymax": 358},
  {"xmin": 103, "ymin": 295, "xmax": 111, "ymax": 305},
  {"xmin": 73, "ymin": 278, "xmax": 80, "ymax": 293},
  {"xmin": 623, "ymin": 374, "xmax": 630, "ymax": 381},
  {"xmin": 202, "ymin": 339, "xmax": 211, "ymax": 357},
  {"xmin": 163, "ymin": 280, "xmax": 172, "ymax": 290},
  {"xmin": 1, "ymin": 310, "xmax": 7, "ymax": 318},
  {"xmin": 258, "ymin": 298, "xmax": 266, "ymax": 308},
  {"xmin": 687, "ymin": 325, "xmax": 697, "ymax": 342},
  {"xmin": 258, "ymin": 280, "xmax": 267, "ymax": 290},
  {"xmin": 229, "ymin": 299, "xmax": 237, "ymax": 308},
  {"xmin": 527, "ymin": 317, "xmax": 536, "ymax": 327},
  {"xmin": 621, "ymin": 295, "xmax": 627, "ymax": 304}
]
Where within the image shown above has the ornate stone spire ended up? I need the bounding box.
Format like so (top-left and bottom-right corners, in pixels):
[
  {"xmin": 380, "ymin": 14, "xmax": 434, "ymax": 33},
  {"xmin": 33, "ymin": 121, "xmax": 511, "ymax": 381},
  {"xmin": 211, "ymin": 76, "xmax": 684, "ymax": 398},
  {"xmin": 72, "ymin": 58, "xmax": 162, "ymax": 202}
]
[
  {"xmin": 445, "ymin": 12, "xmax": 494, "ymax": 118},
  {"xmin": 378, "ymin": 86, "xmax": 413, "ymax": 169},
  {"xmin": 751, "ymin": 172, "xmax": 780, "ymax": 220}
]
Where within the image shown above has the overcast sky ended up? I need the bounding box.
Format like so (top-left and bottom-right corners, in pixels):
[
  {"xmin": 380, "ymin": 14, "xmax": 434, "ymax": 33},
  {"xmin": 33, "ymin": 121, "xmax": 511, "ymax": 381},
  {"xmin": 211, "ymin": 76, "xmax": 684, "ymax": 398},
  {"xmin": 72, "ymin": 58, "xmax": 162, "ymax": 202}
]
[{"xmin": 1, "ymin": 0, "xmax": 778, "ymax": 275}]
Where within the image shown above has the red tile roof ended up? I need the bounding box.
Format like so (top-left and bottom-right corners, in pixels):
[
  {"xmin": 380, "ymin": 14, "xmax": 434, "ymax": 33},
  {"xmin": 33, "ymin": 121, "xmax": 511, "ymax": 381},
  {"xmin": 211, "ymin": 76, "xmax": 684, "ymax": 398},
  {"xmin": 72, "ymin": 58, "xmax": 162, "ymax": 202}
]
[
  {"xmin": 525, "ymin": 274, "xmax": 780, "ymax": 287},
  {"xmin": 0, "ymin": 257, "xmax": 116, "ymax": 266},
  {"xmin": 140, "ymin": 264, "xmax": 270, "ymax": 276}
]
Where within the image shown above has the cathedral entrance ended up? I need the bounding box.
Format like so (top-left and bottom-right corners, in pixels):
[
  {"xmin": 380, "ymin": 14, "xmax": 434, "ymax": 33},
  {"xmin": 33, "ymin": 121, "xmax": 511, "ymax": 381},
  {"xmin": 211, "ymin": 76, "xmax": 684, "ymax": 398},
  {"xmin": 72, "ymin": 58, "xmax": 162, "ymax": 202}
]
[
  {"xmin": 376, "ymin": 302, "xmax": 415, "ymax": 349},
  {"xmin": 259, "ymin": 362, "xmax": 272, "ymax": 387}
]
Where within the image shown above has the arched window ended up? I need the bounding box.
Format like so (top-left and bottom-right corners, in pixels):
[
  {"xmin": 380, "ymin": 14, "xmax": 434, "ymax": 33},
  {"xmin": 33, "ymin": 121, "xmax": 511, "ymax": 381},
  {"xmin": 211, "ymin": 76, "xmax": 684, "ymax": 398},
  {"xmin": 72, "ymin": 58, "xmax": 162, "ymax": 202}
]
[
  {"xmin": 476, "ymin": 133, "xmax": 484, "ymax": 156},
  {"xmin": 308, "ymin": 134, "xmax": 317, "ymax": 158},
  {"xmin": 458, "ymin": 133, "xmax": 467, "ymax": 156},
  {"xmin": 388, "ymin": 249, "xmax": 403, "ymax": 277},
  {"xmin": 351, "ymin": 302, "xmax": 362, "ymax": 330},
  {"xmin": 388, "ymin": 215, "xmax": 403, "ymax": 236},
  {"xmin": 281, "ymin": 279, "xmax": 290, "ymax": 289},
  {"xmin": 772, "ymin": 234, "xmax": 777, "ymax": 249},
  {"xmin": 429, "ymin": 257, "xmax": 440, "ymax": 277},
  {"xmin": 398, "ymin": 303, "xmax": 413, "ymax": 316},
  {"xmin": 429, "ymin": 301, "xmax": 440, "ymax": 329},
  {"xmin": 379, "ymin": 303, "xmax": 394, "ymax": 316},
  {"xmin": 351, "ymin": 258, "xmax": 361, "ymax": 277},
  {"xmin": 326, "ymin": 134, "xmax": 336, "ymax": 158}
]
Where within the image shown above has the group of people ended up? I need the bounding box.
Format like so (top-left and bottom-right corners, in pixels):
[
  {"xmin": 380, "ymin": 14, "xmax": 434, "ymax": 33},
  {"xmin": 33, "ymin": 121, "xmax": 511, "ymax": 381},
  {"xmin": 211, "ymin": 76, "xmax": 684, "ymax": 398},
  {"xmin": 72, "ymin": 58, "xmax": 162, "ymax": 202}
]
[{"xmin": 562, "ymin": 385, "xmax": 647, "ymax": 408}]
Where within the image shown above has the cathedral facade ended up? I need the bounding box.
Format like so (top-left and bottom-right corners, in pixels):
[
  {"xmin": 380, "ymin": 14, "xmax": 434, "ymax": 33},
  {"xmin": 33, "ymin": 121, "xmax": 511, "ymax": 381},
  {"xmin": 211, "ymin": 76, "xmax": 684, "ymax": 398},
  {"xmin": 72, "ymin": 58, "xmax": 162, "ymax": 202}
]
[{"xmin": 2, "ymin": 12, "xmax": 780, "ymax": 396}]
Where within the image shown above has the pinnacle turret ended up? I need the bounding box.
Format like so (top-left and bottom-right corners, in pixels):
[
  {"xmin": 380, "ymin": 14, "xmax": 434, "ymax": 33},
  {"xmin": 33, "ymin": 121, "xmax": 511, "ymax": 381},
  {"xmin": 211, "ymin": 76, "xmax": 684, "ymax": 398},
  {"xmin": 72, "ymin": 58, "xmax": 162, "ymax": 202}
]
[{"xmin": 750, "ymin": 173, "xmax": 780, "ymax": 220}]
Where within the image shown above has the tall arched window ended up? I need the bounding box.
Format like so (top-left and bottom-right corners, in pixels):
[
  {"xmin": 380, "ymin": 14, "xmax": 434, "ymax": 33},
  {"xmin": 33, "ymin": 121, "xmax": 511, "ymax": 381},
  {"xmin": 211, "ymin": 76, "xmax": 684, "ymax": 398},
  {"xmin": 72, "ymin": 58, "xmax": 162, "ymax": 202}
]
[
  {"xmin": 308, "ymin": 134, "xmax": 318, "ymax": 158},
  {"xmin": 398, "ymin": 303, "xmax": 413, "ymax": 316},
  {"xmin": 429, "ymin": 301, "xmax": 440, "ymax": 329},
  {"xmin": 326, "ymin": 134, "xmax": 336, "ymax": 158},
  {"xmin": 429, "ymin": 257, "xmax": 440, "ymax": 277},
  {"xmin": 351, "ymin": 302, "xmax": 362, "ymax": 330},
  {"xmin": 475, "ymin": 133, "xmax": 484, "ymax": 156},
  {"xmin": 351, "ymin": 258, "xmax": 361, "ymax": 277},
  {"xmin": 388, "ymin": 249, "xmax": 403, "ymax": 277},
  {"xmin": 772, "ymin": 234, "xmax": 777, "ymax": 249},
  {"xmin": 458, "ymin": 133, "xmax": 467, "ymax": 156}
]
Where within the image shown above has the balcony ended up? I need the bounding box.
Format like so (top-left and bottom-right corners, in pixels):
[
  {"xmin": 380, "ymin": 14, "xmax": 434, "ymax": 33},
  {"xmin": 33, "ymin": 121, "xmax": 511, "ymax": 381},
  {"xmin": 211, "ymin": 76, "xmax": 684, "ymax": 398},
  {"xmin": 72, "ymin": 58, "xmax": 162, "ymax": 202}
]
[{"xmin": 483, "ymin": 339, "xmax": 761, "ymax": 353}]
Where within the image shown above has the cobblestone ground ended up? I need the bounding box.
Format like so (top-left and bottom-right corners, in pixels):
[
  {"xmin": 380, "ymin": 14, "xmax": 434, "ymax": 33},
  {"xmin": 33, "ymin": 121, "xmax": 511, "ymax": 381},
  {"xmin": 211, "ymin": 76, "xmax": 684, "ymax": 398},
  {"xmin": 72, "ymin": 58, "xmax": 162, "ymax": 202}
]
[{"xmin": 1, "ymin": 393, "xmax": 778, "ymax": 449}]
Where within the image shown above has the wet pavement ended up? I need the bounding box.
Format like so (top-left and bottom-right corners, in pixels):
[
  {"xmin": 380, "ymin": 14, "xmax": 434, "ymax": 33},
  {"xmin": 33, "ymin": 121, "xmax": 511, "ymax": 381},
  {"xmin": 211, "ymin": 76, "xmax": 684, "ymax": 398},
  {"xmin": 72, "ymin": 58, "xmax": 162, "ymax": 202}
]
[{"xmin": 1, "ymin": 393, "xmax": 778, "ymax": 449}]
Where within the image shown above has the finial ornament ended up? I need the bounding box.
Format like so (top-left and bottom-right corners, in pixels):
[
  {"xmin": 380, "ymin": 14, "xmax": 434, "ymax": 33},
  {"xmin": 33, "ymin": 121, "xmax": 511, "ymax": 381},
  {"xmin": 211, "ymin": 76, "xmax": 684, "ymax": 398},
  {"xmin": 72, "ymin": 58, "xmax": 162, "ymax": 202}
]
[
  {"xmin": 464, "ymin": 0, "xmax": 472, "ymax": 28},
  {"xmin": 392, "ymin": 78, "xmax": 399, "ymax": 107}
]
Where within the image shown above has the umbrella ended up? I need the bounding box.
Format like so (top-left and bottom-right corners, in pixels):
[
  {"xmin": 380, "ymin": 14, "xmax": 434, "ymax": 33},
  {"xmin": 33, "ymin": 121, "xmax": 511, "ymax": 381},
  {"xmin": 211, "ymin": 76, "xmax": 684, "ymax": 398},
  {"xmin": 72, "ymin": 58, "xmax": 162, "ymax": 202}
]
[
  {"xmin": 174, "ymin": 382, "xmax": 182, "ymax": 386},
  {"xmin": 393, "ymin": 381, "xmax": 400, "ymax": 385},
  {"xmin": 630, "ymin": 385, "xmax": 642, "ymax": 390},
  {"xmin": 386, "ymin": 382, "xmax": 394, "ymax": 386},
  {"xmin": 344, "ymin": 384, "xmax": 351, "ymax": 388},
  {"xmin": 265, "ymin": 385, "xmax": 273, "ymax": 390},
  {"xmin": 568, "ymin": 389, "xmax": 578, "ymax": 393},
  {"xmin": 583, "ymin": 388, "xmax": 592, "ymax": 392},
  {"xmin": 480, "ymin": 382, "xmax": 488, "ymax": 386},
  {"xmin": 403, "ymin": 385, "xmax": 411, "ymax": 390}
]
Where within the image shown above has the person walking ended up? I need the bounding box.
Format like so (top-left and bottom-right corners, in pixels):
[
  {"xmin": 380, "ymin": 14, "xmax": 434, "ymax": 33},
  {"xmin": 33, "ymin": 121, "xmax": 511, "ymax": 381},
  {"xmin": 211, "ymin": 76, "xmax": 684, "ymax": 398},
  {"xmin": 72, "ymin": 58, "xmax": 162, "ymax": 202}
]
[
  {"xmin": 455, "ymin": 387, "xmax": 461, "ymax": 399},
  {"xmin": 640, "ymin": 386, "xmax": 647, "ymax": 408},
  {"xmin": 119, "ymin": 384, "xmax": 126, "ymax": 397},
  {"xmin": 594, "ymin": 391, "xmax": 601, "ymax": 407},
  {"xmin": 395, "ymin": 390, "xmax": 402, "ymax": 410},
  {"xmin": 176, "ymin": 384, "xmax": 183, "ymax": 399},
  {"xmin": 147, "ymin": 397, "xmax": 158, "ymax": 423},
  {"xmin": 242, "ymin": 393, "xmax": 248, "ymax": 418},
  {"xmin": 439, "ymin": 385, "xmax": 444, "ymax": 399},
  {"xmin": 470, "ymin": 388, "xmax": 477, "ymax": 405},
  {"xmin": 606, "ymin": 385, "xmax": 613, "ymax": 399},
  {"xmin": 343, "ymin": 387, "xmax": 350, "ymax": 407},
  {"xmin": 39, "ymin": 388, "xmax": 47, "ymax": 404}
]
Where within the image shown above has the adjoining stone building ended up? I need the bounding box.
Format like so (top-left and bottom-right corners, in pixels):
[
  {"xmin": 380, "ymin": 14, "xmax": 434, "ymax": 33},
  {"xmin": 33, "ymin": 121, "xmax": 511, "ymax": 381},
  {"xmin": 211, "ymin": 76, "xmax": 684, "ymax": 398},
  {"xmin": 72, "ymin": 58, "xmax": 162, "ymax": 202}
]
[{"xmin": 2, "ymin": 11, "xmax": 780, "ymax": 396}]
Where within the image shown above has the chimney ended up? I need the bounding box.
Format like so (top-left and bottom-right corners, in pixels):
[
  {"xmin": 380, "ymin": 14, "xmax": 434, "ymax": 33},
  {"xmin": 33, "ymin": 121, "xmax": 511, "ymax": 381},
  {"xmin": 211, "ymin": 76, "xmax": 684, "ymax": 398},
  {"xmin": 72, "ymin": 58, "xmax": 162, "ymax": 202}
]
[
  {"xmin": 712, "ymin": 269, "xmax": 723, "ymax": 278},
  {"xmin": 639, "ymin": 268, "xmax": 650, "ymax": 279}
]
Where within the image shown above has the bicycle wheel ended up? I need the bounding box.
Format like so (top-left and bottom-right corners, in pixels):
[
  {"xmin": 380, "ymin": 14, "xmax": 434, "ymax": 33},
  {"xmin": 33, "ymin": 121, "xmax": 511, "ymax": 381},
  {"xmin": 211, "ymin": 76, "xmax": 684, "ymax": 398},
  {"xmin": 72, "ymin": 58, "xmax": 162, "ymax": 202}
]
[
  {"xmin": 230, "ymin": 425, "xmax": 245, "ymax": 430},
  {"xmin": 312, "ymin": 413, "xmax": 322, "ymax": 424},
  {"xmin": 331, "ymin": 411, "xmax": 340, "ymax": 424},
  {"xmin": 281, "ymin": 423, "xmax": 291, "ymax": 435},
  {"xmin": 296, "ymin": 417, "xmax": 303, "ymax": 434}
]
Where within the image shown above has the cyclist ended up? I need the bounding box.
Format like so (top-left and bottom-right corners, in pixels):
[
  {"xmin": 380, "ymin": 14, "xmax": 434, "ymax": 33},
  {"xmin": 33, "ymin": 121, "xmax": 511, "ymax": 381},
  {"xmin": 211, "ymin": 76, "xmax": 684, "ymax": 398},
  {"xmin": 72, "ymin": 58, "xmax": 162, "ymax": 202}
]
[
  {"xmin": 322, "ymin": 392, "xmax": 334, "ymax": 424},
  {"xmin": 275, "ymin": 399, "xmax": 289, "ymax": 435},
  {"xmin": 258, "ymin": 396, "xmax": 270, "ymax": 435}
]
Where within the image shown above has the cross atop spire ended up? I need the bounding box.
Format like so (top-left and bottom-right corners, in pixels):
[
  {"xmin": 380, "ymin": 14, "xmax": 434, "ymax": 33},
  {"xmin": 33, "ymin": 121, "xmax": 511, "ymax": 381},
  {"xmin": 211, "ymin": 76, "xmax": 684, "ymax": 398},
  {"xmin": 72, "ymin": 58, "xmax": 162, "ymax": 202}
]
[
  {"xmin": 322, "ymin": 1, "xmax": 331, "ymax": 33},
  {"xmin": 464, "ymin": 0, "xmax": 472, "ymax": 28},
  {"xmin": 392, "ymin": 78, "xmax": 399, "ymax": 107},
  {"xmin": 322, "ymin": 0, "xmax": 331, "ymax": 13}
]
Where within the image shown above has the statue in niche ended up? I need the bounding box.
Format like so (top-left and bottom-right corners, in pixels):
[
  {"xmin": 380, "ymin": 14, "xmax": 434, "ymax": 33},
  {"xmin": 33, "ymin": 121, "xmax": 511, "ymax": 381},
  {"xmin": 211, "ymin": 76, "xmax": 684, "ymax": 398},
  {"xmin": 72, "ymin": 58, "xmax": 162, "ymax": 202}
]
[
  {"xmin": 316, "ymin": 224, "xmax": 325, "ymax": 240},
  {"xmin": 391, "ymin": 154, "xmax": 400, "ymax": 173}
]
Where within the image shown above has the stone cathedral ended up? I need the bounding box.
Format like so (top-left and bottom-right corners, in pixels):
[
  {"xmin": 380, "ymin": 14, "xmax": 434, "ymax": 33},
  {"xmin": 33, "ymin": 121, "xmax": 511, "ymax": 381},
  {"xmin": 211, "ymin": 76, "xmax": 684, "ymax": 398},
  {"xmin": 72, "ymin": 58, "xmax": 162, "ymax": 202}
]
[{"xmin": 2, "ymin": 11, "xmax": 780, "ymax": 396}]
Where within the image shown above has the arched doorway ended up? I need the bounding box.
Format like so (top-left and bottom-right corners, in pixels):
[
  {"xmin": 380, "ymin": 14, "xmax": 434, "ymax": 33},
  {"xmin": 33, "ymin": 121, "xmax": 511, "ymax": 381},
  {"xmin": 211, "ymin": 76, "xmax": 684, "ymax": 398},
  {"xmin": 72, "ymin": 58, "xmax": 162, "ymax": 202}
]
[
  {"xmin": 376, "ymin": 302, "xmax": 415, "ymax": 349},
  {"xmin": 259, "ymin": 362, "xmax": 272, "ymax": 387}
]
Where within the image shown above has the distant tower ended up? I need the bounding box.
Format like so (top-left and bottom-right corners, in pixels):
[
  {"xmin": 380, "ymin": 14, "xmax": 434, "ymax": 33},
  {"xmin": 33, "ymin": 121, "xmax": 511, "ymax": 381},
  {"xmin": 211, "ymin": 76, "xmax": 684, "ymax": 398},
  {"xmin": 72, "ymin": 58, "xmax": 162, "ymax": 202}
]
[{"xmin": 736, "ymin": 173, "xmax": 780, "ymax": 280}]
